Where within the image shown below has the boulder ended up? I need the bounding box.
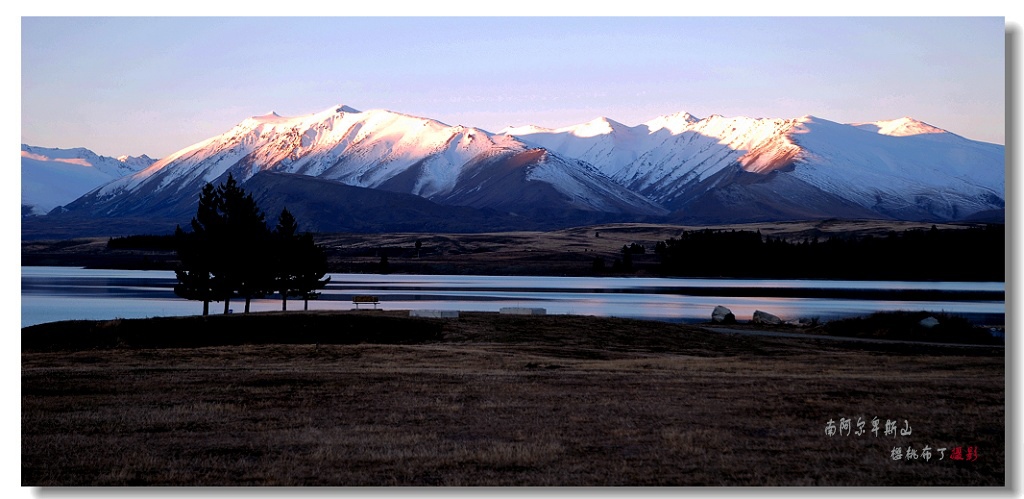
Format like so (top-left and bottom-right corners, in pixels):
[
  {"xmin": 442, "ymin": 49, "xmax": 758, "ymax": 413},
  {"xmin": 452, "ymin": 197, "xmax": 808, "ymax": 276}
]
[
  {"xmin": 410, "ymin": 310, "xmax": 459, "ymax": 318},
  {"xmin": 919, "ymin": 316, "xmax": 940, "ymax": 328},
  {"xmin": 712, "ymin": 305, "xmax": 736, "ymax": 324},
  {"xmin": 752, "ymin": 310, "xmax": 783, "ymax": 325}
]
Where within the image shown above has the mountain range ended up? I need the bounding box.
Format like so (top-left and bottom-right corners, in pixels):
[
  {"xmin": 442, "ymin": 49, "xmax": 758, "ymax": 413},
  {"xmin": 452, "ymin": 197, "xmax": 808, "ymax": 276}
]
[
  {"xmin": 21, "ymin": 145, "xmax": 155, "ymax": 216},
  {"xmin": 23, "ymin": 104, "xmax": 1005, "ymax": 238}
]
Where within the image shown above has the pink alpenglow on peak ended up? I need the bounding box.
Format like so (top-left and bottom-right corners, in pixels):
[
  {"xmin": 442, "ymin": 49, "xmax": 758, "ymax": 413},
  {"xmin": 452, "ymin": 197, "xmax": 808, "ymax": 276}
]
[{"xmin": 71, "ymin": 104, "xmax": 665, "ymax": 221}]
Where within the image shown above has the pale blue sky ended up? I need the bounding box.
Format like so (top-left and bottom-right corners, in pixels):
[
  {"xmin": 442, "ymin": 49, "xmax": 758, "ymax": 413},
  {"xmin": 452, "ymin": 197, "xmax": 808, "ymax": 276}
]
[{"xmin": 21, "ymin": 16, "xmax": 1007, "ymax": 157}]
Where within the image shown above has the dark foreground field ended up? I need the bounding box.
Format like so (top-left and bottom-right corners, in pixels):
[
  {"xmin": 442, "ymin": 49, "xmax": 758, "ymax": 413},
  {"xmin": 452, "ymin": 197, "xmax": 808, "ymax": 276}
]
[{"xmin": 22, "ymin": 312, "xmax": 1004, "ymax": 486}]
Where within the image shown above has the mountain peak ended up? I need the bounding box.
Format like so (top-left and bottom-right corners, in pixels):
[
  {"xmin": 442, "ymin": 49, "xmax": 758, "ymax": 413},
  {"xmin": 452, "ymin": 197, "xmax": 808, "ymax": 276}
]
[
  {"xmin": 117, "ymin": 153, "xmax": 155, "ymax": 163},
  {"xmin": 498, "ymin": 124, "xmax": 551, "ymax": 136},
  {"xmin": 880, "ymin": 117, "xmax": 948, "ymax": 136},
  {"xmin": 568, "ymin": 117, "xmax": 624, "ymax": 138},
  {"xmin": 243, "ymin": 111, "xmax": 289, "ymax": 126},
  {"xmin": 850, "ymin": 117, "xmax": 948, "ymax": 137},
  {"xmin": 246, "ymin": 105, "xmax": 361, "ymax": 126},
  {"xmin": 317, "ymin": 104, "xmax": 360, "ymax": 116},
  {"xmin": 643, "ymin": 111, "xmax": 700, "ymax": 134},
  {"xmin": 663, "ymin": 110, "xmax": 700, "ymax": 122}
]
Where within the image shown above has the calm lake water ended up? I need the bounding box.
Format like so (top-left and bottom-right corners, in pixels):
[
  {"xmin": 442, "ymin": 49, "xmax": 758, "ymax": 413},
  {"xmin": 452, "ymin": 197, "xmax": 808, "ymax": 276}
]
[{"xmin": 20, "ymin": 266, "xmax": 1005, "ymax": 328}]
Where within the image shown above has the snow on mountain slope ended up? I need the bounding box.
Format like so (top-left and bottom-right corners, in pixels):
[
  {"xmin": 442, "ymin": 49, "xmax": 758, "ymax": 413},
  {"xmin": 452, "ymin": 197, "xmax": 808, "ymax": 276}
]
[
  {"xmin": 92, "ymin": 105, "xmax": 512, "ymax": 200},
  {"xmin": 850, "ymin": 117, "xmax": 948, "ymax": 137},
  {"xmin": 505, "ymin": 114, "xmax": 803, "ymax": 206},
  {"xmin": 436, "ymin": 148, "xmax": 666, "ymax": 215},
  {"xmin": 622, "ymin": 115, "xmax": 803, "ymax": 204},
  {"xmin": 21, "ymin": 145, "xmax": 154, "ymax": 215},
  {"xmin": 786, "ymin": 116, "xmax": 1004, "ymax": 220},
  {"xmin": 53, "ymin": 104, "xmax": 1004, "ymax": 227},
  {"xmin": 643, "ymin": 111, "xmax": 701, "ymax": 135},
  {"xmin": 74, "ymin": 105, "xmax": 663, "ymax": 219},
  {"xmin": 502, "ymin": 117, "xmax": 657, "ymax": 179},
  {"xmin": 503, "ymin": 112, "xmax": 1003, "ymax": 220}
]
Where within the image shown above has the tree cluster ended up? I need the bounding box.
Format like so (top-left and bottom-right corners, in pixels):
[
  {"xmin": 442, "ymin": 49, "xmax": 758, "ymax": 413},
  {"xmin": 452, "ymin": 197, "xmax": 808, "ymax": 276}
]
[
  {"xmin": 107, "ymin": 234, "xmax": 178, "ymax": 251},
  {"xmin": 655, "ymin": 225, "xmax": 1004, "ymax": 281},
  {"xmin": 623, "ymin": 243, "xmax": 646, "ymax": 255},
  {"xmin": 174, "ymin": 174, "xmax": 330, "ymax": 315}
]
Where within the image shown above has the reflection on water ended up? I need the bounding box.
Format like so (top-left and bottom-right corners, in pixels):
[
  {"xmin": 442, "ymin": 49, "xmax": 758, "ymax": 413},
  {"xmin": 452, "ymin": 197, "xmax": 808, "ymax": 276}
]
[{"xmin": 21, "ymin": 267, "xmax": 1005, "ymax": 328}]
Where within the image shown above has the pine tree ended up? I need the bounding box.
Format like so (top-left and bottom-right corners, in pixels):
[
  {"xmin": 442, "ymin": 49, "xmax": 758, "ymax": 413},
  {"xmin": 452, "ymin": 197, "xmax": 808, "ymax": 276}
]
[
  {"xmin": 621, "ymin": 244, "xmax": 633, "ymax": 272},
  {"xmin": 173, "ymin": 225, "xmax": 216, "ymax": 316},
  {"xmin": 293, "ymin": 233, "xmax": 331, "ymax": 311},
  {"xmin": 217, "ymin": 174, "xmax": 272, "ymax": 314},
  {"xmin": 173, "ymin": 182, "xmax": 230, "ymax": 315},
  {"xmin": 273, "ymin": 208, "xmax": 300, "ymax": 311}
]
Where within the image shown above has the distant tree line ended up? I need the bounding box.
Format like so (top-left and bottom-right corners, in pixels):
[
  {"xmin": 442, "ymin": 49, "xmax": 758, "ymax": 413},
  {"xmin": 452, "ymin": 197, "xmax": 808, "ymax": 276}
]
[
  {"xmin": 107, "ymin": 234, "xmax": 178, "ymax": 251},
  {"xmin": 590, "ymin": 243, "xmax": 649, "ymax": 274},
  {"xmin": 174, "ymin": 174, "xmax": 330, "ymax": 315},
  {"xmin": 654, "ymin": 225, "xmax": 1004, "ymax": 281}
]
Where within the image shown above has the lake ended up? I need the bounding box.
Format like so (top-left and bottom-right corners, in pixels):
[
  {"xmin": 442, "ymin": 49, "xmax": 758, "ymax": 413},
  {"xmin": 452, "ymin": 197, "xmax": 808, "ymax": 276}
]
[{"xmin": 20, "ymin": 266, "xmax": 1005, "ymax": 328}]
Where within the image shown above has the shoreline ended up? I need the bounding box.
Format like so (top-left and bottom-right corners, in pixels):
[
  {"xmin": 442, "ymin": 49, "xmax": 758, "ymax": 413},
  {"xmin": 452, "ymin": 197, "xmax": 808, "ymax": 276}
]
[
  {"xmin": 22, "ymin": 265, "xmax": 1007, "ymax": 330},
  {"xmin": 21, "ymin": 220, "xmax": 1006, "ymax": 281}
]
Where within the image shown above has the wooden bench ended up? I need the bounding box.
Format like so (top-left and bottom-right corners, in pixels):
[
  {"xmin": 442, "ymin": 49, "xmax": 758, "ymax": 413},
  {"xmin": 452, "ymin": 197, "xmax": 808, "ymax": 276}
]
[{"xmin": 352, "ymin": 295, "xmax": 380, "ymax": 309}]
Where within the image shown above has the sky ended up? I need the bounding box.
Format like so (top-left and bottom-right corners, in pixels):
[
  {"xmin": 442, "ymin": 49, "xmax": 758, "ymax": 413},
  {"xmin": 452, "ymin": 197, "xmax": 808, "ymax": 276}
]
[{"xmin": 20, "ymin": 15, "xmax": 1008, "ymax": 158}]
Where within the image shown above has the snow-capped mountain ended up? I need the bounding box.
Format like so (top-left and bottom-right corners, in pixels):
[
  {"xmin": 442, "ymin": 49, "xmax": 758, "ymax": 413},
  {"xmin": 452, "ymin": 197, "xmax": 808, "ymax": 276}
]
[
  {"xmin": 782, "ymin": 116, "xmax": 1004, "ymax": 220},
  {"xmin": 503, "ymin": 113, "xmax": 1004, "ymax": 221},
  {"xmin": 21, "ymin": 145, "xmax": 156, "ymax": 215},
  {"xmin": 67, "ymin": 105, "xmax": 665, "ymax": 221},
  {"xmin": 41, "ymin": 103, "xmax": 1004, "ymax": 238}
]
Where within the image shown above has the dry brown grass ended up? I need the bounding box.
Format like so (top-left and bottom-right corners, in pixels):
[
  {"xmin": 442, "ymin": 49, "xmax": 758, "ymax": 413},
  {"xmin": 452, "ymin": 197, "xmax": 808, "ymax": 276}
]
[{"xmin": 22, "ymin": 312, "xmax": 1004, "ymax": 486}]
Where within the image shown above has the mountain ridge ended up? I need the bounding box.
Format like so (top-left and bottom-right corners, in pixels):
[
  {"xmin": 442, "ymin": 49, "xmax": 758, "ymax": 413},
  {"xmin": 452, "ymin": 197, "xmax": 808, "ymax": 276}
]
[{"xmin": 26, "ymin": 103, "xmax": 1004, "ymax": 238}]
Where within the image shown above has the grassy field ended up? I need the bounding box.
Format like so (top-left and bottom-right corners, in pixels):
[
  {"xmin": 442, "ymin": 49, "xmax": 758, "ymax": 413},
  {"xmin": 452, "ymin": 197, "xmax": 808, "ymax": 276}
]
[{"xmin": 21, "ymin": 311, "xmax": 1004, "ymax": 486}]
